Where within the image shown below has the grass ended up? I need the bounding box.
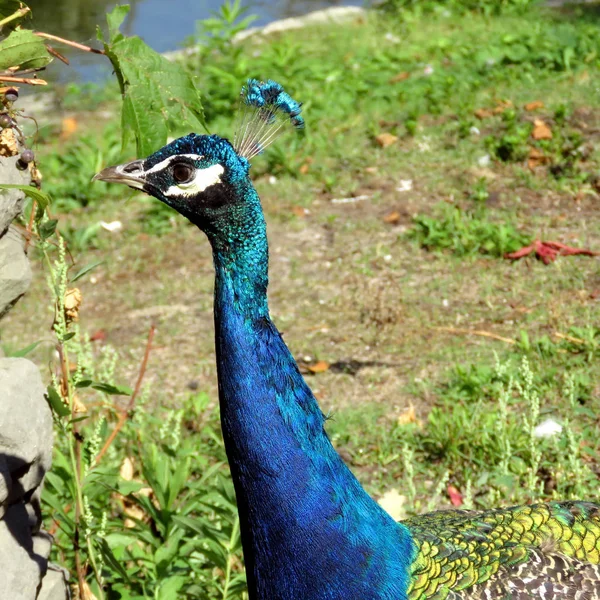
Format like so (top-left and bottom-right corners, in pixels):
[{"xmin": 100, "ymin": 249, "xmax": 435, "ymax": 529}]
[{"xmin": 2, "ymin": 1, "xmax": 600, "ymax": 597}]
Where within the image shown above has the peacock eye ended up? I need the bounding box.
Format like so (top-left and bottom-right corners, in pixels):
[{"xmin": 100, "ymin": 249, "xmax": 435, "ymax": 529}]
[{"xmin": 172, "ymin": 163, "xmax": 194, "ymax": 184}]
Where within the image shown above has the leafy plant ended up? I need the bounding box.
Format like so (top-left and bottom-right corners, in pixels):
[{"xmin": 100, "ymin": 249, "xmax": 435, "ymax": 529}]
[{"xmin": 408, "ymin": 203, "xmax": 531, "ymax": 257}]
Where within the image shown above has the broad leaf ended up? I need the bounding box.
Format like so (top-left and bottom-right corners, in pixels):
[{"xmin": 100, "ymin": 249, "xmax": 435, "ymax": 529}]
[
  {"xmin": 70, "ymin": 259, "xmax": 104, "ymax": 283},
  {"xmin": 38, "ymin": 218, "xmax": 57, "ymax": 240},
  {"xmin": 91, "ymin": 381, "xmax": 132, "ymax": 396},
  {"xmin": 9, "ymin": 340, "xmax": 41, "ymax": 357},
  {"xmin": 101, "ymin": 6, "xmax": 205, "ymax": 156},
  {"xmin": 0, "ymin": 183, "xmax": 50, "ymax": 221},
  {"xmin": 46, "ymin": 385, "xmax": 70, "ymax": 417},
  {"xmin": 0, "ymin": 28, "xmax": 51, "ymax": 70}
]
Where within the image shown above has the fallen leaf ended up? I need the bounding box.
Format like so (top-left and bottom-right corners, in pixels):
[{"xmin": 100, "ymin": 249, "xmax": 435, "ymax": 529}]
[
  {"xmin": 120, "ymin": 457, "xmax": 135, "ymax": 481},
  {"xmin": 291, "ymin": 206, "xmax": 308, "ymax": 218},
  {"xmin": 60, "ymin": 116, "xmax": 78, "ymax": 140},
  {"xmin": 64, "ymin": 288, "xmax": 82, "ymax": 322},
  {"xmin": 492, "ymin": 99, "xmax": 513, "ymax": 114},
  {"xmin": 80, "ymin": 581, "xmax": 98, "ymax": 600},
  {"xmin": 299, "ymin": 163, "xmax": 310, "ymax": 175},
  {"xmin": 532, "ymin": 119, "xmax": 552, "ymax": 140},
  {"xmin": 73, "ymin": 394, "xmax": 87, "ymax": 413},
  {"xmin": 383, "ymin": 211, "xmax": 401, "ymax": 225},
  {"xmin": 527, "ymin": 147, "xmax": 550, "ymax": 169},
  {"xmin": 447, "ymin": 484, "xmax": 463, "ymax": 507},
  {"xmin": 308, "ymin": 360, "xmax": 330, "ymax": 374},
  {"xmin": 397, "ymin": 405, "xmax": 418, "ymax": 425},
  {"xmin": 375, "ymin": 133, "xmax": 398, "ymax": 148},
  {"xmin": 389, "ymin": 71, "xmax": 410, "ymax": 83},
  {"xmin": 90, "ymin": 329, "xmax": 106, "ymax": 342},
  {"xmin": 378, "ymin": 489, "xmax": 407, "ymax": 521},
  {"xmin": 364, "ymin": 166, "xmax": 378, "ymax": 174},
  {"xmin": 505, "ymin": 240, "xmax": 599, "ymax": 265},
  {"xmin": 123, "ymin": 502, "xmax": 145, "ymax": 528},
  {"xmin": 524, "ymin": 100, "xmax": 544, "ymax": 111},
  {"xmin": 474, "ymin": 108, "xmax": 492, "ymax": 120}
]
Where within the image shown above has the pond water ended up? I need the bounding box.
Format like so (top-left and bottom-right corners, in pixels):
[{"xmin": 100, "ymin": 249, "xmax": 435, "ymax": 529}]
[{"xmin": 26, "ymin": 0, "xmax": 362, "ymax": 82}]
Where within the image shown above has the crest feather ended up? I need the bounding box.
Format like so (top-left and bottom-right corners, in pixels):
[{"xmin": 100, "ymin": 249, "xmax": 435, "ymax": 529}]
[{"xmin": 233, "ymin": 79, "xmax": 304, "ymax": 160}]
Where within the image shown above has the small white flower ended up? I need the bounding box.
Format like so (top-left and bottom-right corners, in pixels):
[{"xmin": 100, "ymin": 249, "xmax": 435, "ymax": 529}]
[
  {"xmin": 469, "ymin": 126, "xmax": 481, "ymax": 136},
  {"xmin": 423, "ymin": 64, "xmax": 434, "ymax": 76},
  {"xmin": 268, "ymin": 175, "xmax": 277, "ymax": 185},
  {"xmin": 396, "ymin": 180, "xmax": 413, "ymax": 192},
  {"xmin": 417, "ymin": 137, "xmax": 432, "ymax": 153},
  {"xmin": 478, "ymin": 154, "xmax": 491, "ymax": 167},
  {"xmin": 384, "ymin": 33, "xmax": 400, "ymax": 44},
  {"xmin": 533, "ymin": 418, "xmax": 563, "ymax": 439}
]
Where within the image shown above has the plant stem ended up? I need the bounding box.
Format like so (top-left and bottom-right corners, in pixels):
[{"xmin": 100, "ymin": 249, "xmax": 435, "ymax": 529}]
[
  {"xmin": 95, "ymin": 324, "xmax": 155, "ymax": 465},
  {"xmin": 34, "ymin": 32, "xmax": 105, "ymax": 55},
  {"xmin": 0, "ymin": 75, "xmax": 47, "ymax": 85},
  {"xmin": 0, "ymin": 6, "xmax": 30, "ymax": 29},
  {"xmin": 222, "ymin": 516, "xmax": 240, "ymax": 600}
]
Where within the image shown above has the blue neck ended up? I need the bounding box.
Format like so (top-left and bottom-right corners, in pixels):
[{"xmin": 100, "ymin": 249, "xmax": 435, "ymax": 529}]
[{"xmin": 207, "ymin": 185, "xmax": 414, "ymax": 599}]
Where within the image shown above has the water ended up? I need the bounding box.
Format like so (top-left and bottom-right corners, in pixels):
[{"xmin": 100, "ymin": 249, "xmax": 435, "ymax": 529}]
[{"xmin": 26, "ymin": 0, "xmax": 361, "ymax": 83}]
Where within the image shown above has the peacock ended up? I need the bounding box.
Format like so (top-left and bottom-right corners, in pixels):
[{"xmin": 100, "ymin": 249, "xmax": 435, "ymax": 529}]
[{"xmin": 95, "ymin": 80, "xmax": 600, "ymax": 599}]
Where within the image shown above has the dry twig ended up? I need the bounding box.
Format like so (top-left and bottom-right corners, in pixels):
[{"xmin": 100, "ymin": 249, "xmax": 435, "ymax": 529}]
[
  {"xmin": 95, "ymin": 325, "xmax": 156, "ymax": 464},
  {"xmin": 433, "ymin": 326, "xmax": 516, "ymax": 345}
]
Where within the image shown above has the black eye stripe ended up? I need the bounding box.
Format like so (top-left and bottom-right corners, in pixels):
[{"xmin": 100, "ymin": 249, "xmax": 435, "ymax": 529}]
[{"xmin": 172, "ymin": 162, "xmax": 195, "ymax": 184}]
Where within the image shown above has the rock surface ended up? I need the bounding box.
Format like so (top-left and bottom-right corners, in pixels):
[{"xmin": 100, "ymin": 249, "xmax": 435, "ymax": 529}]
[
  {"xmin": 0, "ymin": 154, "xmax": 30, "ymax": 236},
  {"xmin": 0, "ymin": 229, "xmax": 32, "ymax": 318},
  {"xmin": 0, "ymin": 358, "xmax": 69, "ymax": 599}
]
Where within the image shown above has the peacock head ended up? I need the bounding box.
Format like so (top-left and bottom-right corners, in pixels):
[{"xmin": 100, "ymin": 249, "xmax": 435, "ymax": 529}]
[{"xmin": 94, "ymin": 79, "xmax": 303, "ymax": 229}]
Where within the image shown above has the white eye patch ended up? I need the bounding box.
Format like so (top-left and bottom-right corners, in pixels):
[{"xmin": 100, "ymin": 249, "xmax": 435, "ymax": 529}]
[
  {"xmin": 145, "ymin": 154, "xmax": 204, "ymax": 175},
  {"xmin": 163, "ymin": 163, "xmax": 225, "ymax": 198}
]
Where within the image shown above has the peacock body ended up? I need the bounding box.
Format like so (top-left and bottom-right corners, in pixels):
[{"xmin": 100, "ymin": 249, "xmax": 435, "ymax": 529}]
[{"xmin": 95, "ymin": 80, "xmax": 600, "ymax": 600}]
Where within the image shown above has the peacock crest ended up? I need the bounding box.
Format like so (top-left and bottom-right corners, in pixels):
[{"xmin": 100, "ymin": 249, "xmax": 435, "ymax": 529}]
[{"xmin": 233, "ymin": 78, "xmax": 304, "ymax": 160}]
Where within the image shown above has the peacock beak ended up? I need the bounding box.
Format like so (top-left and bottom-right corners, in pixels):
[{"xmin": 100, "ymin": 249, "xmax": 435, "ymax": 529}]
[{"xmin": 93, "ymin": 159, "xmax": 147, "ymax": 191}]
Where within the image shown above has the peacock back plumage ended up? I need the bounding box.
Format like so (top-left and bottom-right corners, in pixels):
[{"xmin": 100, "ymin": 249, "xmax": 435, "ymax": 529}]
[{"xmin": 406, "ymin": 501, "xmax": 600, "ymax": 598}]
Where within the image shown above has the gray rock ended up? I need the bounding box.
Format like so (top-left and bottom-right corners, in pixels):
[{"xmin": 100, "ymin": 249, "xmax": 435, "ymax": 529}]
[
  {"xmin": 0, "ymin": 229, "xmax": 32, "ymax": 319},
  {"xmin": 0, "ymin": 502, "xmax": 46, "ymax": 600},
  {"xmin": 0, "ymin": 358, "xmax": 52, "ymax": 504},
  {"xmin": 0, "ymin": 154, "xmax": 31, "ymax": 236},
  {"xmin": 37, "ymin": 566, "xmax": 70, "ymax": 600}
]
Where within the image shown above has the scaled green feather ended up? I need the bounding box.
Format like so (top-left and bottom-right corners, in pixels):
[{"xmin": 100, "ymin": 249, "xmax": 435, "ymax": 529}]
[{"xmin": 404, "ymin": 501, "xmax": 600, "ymax": 599}]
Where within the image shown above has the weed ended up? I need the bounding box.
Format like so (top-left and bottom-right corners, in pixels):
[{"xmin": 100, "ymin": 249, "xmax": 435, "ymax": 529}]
[{"xmin": 408, "ymin": 203, "xmax": 530, "ymax": 257}]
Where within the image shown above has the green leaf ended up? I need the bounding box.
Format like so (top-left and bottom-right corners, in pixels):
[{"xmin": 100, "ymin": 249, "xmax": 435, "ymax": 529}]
[
  {"xmin": 61, "ymin": 331, "xmax": 76, "ymax": 342},
  {"xmin": 0, "ymin": 183, "xmax": 50, "ymax": 221},
  {"xmin": 97, "ymin": 538, "xmax": 131, "ymax": 582},
  {"xmin": 0, "ymin": 28, "xmax": 51, "ymax": 71},
  {"xmin": 70, "ymin": 260, "xmax": 104, "ymax": 283},
  {"xmin": 118, "ymin": 480, "xmax": 145, "ymax": 495},
  {"xmin": 157, "ymin": 575, "xmax": 187, "ymax": 600},
  {"xmin": 91, "ymin": 381, "xmax": 132, "ymax": 396},
  {"xmin": 105, "ymin": 4, "xmax": 130, "ymax": 44},
  {"xmin": 46, "ymin": 385, "xmax": 70, "ymax": 417},
  {"xmin": 38, "ymin": 218, "xmax": 57, "ymax": 240},
  {"xmin": 8, "ymin": 340, "xmax": 41, "ymax": 357},
  {"xmin": 75, "ymin": 379, "xmax": 93, "ymax": 388},
  {"xmin": 101, "ymin": 20, "xmax": 206, "ymax": 155}
]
